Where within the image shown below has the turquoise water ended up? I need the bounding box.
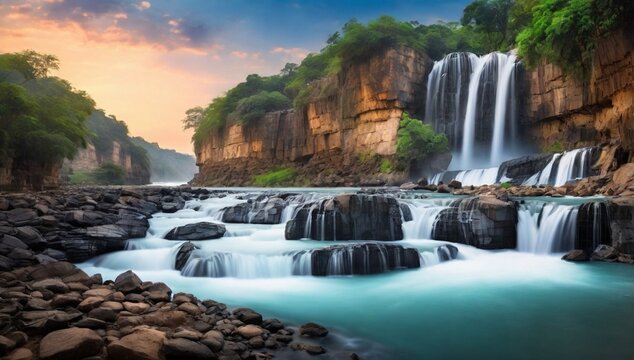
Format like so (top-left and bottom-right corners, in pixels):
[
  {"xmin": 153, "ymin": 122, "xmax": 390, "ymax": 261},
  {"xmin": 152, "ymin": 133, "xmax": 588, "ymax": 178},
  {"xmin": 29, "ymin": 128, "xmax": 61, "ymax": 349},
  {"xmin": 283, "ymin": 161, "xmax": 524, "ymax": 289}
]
[{"xmin": 79, "ymin": 190, "xmax": 634, "ymax": 359}]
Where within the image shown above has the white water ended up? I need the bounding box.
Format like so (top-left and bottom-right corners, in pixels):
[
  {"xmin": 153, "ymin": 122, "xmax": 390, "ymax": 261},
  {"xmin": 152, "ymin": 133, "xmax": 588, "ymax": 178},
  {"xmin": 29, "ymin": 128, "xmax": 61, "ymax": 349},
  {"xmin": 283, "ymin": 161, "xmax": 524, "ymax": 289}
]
[
  {"xmin": 517, "ymin": 202, "xmax": 579, "ymax": 253},
  {"xmin": 426, "ymin": 52, "xmax": 519, "ymax": 169}
]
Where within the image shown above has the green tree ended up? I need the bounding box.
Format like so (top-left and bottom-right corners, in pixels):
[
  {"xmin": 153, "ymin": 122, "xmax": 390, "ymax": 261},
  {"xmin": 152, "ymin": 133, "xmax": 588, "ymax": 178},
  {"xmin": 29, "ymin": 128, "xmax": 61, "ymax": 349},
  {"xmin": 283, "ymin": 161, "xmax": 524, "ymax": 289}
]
[
  {"xmin": 396, "ymin": 112, "xmax": 449, "ymax": 170},
  {"xmin": 461, "ymin": 0, "xmax": 514, "ymax": 52}
]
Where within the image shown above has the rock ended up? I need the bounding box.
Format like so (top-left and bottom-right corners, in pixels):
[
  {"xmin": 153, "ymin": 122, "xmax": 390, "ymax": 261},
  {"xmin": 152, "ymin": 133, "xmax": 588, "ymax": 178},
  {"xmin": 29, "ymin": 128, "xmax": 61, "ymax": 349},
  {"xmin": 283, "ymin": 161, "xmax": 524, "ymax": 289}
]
[
  {"xmin": 307, "ymin": 243, "xmax": 420, "ymax": 276},
  {"xmin": 299, "ymin": 322, "xmax": 328, "ymax": 338},
  {"xmin": 562, "ymin": 249, "xmax": 589, "ymax": 262},
  {"xmin": 39, "ymin": 328, "xmax": 103, "ymax": 360},
  {"xmin": 416, "ymin": 178, "xmax": 429, "ymax": 187},
  {"xmin": 114, "ymin": 270, "xmax": 143, "ymax": 293},
  {"xmin": 201, "ymin": 330, "xmax": 224, "ymax": 352},
  {"xmin": 609, "ymin": 197, "xmax": 634, "ymax": 255},
  {"xmin": 437, "ymin": 184, "xmax": 451, "ymax": 193},
  {"xmin": 86, "ymin": 224, "xmax": 128, "ymax": 240},
  {"xmin": 4, "ymin": 348, "xmax": 33, "ymax": 360},
  {"xmin": 591, "ymin": 244, "xmax": 620, "ymax": 262},
  {"xmin": 221, "ymin": 197, "xmax": 286, "ymax": 224},
  {"xmin": 174, "ymin": 242, "xmax": 200, "ymax": 271},
  {"xmin": 290, "ymin": 342, "xmax": 326, "ymax": 355},
  {"xmin": 173, "ymin": 329, "xmax": 202, "ymax": 340},
  {"xmin": 30, "ymin": 279, "xmax": 69, "ymax": 294},
  {"xmin": 233, "ymin": 308, "xmax": 262, "ymax": 325},
  {"xmin": 262, "ymin": 319, "xmax": 284, "ymax": 333},
  {"xmin": 14, "ymin": 227, "xmax": 47, "ymax": 250},
  {"xmin": 123, "ymin": 301, "xmax": 150, "ymax": 314},
  {"xmin": 6, "ymin": 209, "xmax": 37, "ymax": 225},
  {"xmin": 163, "ymin": 338, "xmax": 216, "ymax": 360},
  {"xmin": 108, "ymin": 328, "xmax": 166, "ymax": 360},
  {"xmin": 63, "ymin": 210, "xmax": 104, "ymax": 227},
  {"xmin": 0, "ymin": 335, "xmax": 16, "ymax": 355},
  {"xmin": 286, "ymin": 194, "xmax": 404, "ymax": 241},
  {"xmin": 116, "ymin": 210, "xmax": 150, "ymax": 238},
  {"xmin": 448, "ymin": 180, "xmax": 462, "ymax": 189},
  {"xmin": 73, "ymin": 317, "xmax": 108, "ymax": 329},
  {"xmin": 399, "ymin": 182, "xmax": 420, "ymax": 190},
  {"xmin": 146, "ymin": 282, "xmax": 172, "ymax": 302},
  {"xmin": 164, "ymin": 222, "xmax": 226, "ymax": 240},
  {"xmin": 613, "ymin": 163, "xmax": 634, "ymax": 186},
  {"xmin": 237, "ymin": 324, "xmax": 264, "ymax": 339},
  {"xmin": 432, "ymin": 196, "xmax": 517, "ymax": 249},
  {"xmin": 77, "ymin": 297, "xmax": 105, "ymax": 312}
]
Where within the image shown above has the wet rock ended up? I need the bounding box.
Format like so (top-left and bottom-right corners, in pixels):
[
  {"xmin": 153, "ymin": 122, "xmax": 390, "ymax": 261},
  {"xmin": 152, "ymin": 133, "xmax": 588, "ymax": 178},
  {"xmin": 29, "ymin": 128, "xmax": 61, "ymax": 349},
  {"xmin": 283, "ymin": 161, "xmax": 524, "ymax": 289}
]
[
  {"xmin": 437, "ymin": 184, "xmax": 451, "ymax": 193},
  {"xmin": 432, "ymin": 196, "xmax": 517, "ymax": 249},
  {"xmin": 307, "ymin": 243, "xmax": 420, "ymax": 276},
  {"xmin": 286, "ymin": 194, "xmax": 404, "ymax": 241},
  {"xmin": 290, "ymin": 342, "xmax": 326, "ymax": 355},
  {"xmin": 116, "ymin": 210, "xmax": 150, "ymax": 238},
  {"xmin": 562, "ymin": 250, "xmax": 589, "ymax": 262},
  {"xmin": 86, "ymin": 224, "xmax": 128, "ymax": 241},
  {"xmin": 233, "ymin": 308, "xmax": 262, "ymax": 325},
  {"xmin": 6, "ymin": 209, "xmax": 37, "ymax": 226},
  {"xmin": 221, "ymin": 197, "xmax": 286, "ymax": 224},
  {"xmin": 299, "ymin": 322, "xmax": 328, "ymax": 337},
  {"xmin": 201, "ymin": 330, "xmax": 224, "ymax": 352},
  {"xmin": 163, "ymin": 338, "xmax": 216, "ymax": 360},
  {"xmin": 591, "ymin": 244, "xmax": 619, "ymax": 262},
  {"xmin": 175, "ymin": 242, "xmax": 199, "ymax": 271},
  {"xmin": 237, "ymin": 324, "xmax": 264, "ymax": 339},
  {"xmin": 608, "ymin": 197, "xmax": 634, "ymax": 255},
  {"xmin": 448, "ymin": 180, "xmax": 462, "ymax": 189},
  {"xmin": 30, "ymin": 279, "xmax": 69, "ymax": 294},
  {"xmin": 164, "ymin": 222, "xmax": 226, "ymax": 240},
  {"xmin": 399, "ymin": 182, "xmax": 421, "ymax": 190},
  {"xmin": 4, "ymin": 348, "xmax": 33, "ymax": 360},
  {"xmin": 14, "ymin": 227, "xmax": 47, "ymax": 250}
]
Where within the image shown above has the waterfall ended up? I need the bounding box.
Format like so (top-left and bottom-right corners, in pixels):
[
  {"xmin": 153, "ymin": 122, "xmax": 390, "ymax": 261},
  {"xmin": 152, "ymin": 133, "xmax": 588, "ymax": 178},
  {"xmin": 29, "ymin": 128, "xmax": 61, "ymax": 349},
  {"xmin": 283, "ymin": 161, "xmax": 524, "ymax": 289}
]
[
  {"xmin": 427, "ymin": 167, "xmax": 500, "ymax": 186},
  {"xmin": 403, "ymin": 203, "xmax": 448, "ymax": 239},
  {"xmin": 521, "ymin": 148, "xmax": 596, "ymax": 187},
  {"xmin": 491, "ymin": 54, "xmax": 517, "ymax": 164},
  {"xmin": 517, "ymin": 202, "xmax": 579, "ymax": 253}
]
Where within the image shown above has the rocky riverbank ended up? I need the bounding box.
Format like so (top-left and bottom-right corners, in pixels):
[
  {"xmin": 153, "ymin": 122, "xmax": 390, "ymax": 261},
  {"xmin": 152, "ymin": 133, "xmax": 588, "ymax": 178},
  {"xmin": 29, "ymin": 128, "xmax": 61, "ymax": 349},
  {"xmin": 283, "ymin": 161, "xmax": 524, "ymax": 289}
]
[{"xmin": 0, "ymin": 262, "xmax": 344, "ymax": 360}]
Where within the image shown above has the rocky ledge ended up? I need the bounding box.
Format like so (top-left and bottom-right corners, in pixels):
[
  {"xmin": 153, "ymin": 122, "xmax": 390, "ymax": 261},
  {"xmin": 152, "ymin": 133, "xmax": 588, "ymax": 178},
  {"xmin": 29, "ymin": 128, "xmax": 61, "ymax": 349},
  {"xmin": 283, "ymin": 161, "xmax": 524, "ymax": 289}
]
[
  {"xmin": 0, "ymin": 262, "xmax": 347, "ymax": 360},
  {"xmin": 0, "ymin": 187, "xmax": 226, "ymax": 272}
]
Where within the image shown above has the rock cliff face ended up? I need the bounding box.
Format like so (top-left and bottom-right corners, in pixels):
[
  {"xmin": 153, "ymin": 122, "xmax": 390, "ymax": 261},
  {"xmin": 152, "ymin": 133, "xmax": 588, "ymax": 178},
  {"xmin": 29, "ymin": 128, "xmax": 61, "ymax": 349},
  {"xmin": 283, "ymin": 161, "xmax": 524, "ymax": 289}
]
[
  {"xmin": 67, "ymin": 142, "xmax": 150, "ymax": 185},
  {"xmin": 193, "ymin": 47, "xmax": 432, "ymax": 186},
  {"xmin": 528, "ymin": 27, "xmax": 634, "ymax": 162}
]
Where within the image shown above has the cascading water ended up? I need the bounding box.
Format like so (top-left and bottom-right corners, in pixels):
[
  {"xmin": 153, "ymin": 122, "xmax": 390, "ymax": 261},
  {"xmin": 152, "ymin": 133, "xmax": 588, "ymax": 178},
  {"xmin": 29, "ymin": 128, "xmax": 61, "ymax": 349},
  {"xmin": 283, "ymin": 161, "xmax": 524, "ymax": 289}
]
[
  {"xmin": 517, "ymin": 202, "xmax": 579, "ymax": 253},
  {"xmin": 426, "ymin": 52, "xmax": 519, "ymax": 169}
]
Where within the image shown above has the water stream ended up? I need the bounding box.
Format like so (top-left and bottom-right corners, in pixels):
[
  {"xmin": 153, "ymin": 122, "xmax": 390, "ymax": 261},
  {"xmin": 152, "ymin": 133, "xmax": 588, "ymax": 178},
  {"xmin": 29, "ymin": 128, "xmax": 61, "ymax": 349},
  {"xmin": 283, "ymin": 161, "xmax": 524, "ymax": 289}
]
[{"xmin": 78, "ymin": 188, "xmax": 634, "ymax": 359}]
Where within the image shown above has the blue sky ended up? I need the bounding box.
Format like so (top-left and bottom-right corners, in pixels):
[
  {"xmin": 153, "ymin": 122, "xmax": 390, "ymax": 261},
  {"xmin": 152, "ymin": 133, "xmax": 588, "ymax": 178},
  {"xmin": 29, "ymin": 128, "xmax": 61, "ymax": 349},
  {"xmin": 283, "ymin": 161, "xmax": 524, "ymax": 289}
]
[{"xmin": 0, "ymin": 0, "xmax": 471, "ymax": 153}]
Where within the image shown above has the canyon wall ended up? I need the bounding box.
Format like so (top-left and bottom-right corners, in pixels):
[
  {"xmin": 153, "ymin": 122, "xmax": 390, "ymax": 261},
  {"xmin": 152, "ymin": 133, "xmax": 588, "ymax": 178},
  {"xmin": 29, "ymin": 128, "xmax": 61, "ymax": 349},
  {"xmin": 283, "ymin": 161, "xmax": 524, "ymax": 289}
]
[
  {"xmin": 66, "ymin": 141, "xmax": 150, "ymax": 185},
  {"xmin": 528, "ymin": 27, "xmax": 634, "ymax": 163},
  {"xmin": 194, "ymin": 47, "xmax": 433, "ymax": 186}
]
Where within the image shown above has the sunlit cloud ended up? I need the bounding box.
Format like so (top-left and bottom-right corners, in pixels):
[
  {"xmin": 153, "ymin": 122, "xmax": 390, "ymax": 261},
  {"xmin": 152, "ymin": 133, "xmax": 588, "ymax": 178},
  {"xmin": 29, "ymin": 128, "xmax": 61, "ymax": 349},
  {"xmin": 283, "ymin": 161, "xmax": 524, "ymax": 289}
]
[{"xmin": 270, "ymin": 47, "xmax": 308, "ymax": 61}]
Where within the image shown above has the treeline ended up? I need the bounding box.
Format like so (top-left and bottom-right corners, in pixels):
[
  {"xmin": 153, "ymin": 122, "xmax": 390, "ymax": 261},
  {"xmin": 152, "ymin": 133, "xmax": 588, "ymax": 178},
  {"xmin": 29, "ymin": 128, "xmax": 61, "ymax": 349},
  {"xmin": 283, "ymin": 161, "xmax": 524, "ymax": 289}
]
[
  {"xmin": 187, "ymin": 0, "xmax": 633, "ymax": 147},
  {"xmin": 0, "ymin": 51, "xmax": 149, "ymax": 188}
]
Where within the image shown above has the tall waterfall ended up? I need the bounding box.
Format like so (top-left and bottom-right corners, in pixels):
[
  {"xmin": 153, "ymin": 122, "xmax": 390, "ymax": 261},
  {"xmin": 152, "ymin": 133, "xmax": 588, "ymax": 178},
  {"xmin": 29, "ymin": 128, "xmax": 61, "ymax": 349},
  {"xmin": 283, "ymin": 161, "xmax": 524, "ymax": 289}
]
[{"xmin": 426, "ymin": 52, "xmax": 519, "ymax": 169}]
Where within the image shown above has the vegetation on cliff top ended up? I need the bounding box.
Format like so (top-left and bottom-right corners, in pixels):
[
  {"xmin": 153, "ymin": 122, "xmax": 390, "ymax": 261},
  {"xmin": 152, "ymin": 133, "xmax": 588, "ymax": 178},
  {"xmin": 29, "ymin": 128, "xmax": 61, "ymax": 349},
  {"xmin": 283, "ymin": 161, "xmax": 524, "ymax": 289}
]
[
  {"xmin": 396, "ymin": 112, "xmax": 449, "ymax": 171},
  {"xmin": 188, "ymin": 0, "xmax": 634, "ymax": 149}
]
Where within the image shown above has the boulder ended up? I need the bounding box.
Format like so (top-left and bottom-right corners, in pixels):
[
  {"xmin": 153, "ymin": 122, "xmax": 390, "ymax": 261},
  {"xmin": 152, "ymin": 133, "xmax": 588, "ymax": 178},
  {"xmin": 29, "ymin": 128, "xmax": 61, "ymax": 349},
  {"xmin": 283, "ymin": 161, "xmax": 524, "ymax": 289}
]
[
  {"xmin": 613, "ymin": 163, "xmax": 634, "ymax": 186},
  {"xmin": 299, "ymin": 322, "xmax": 328, "ymax": 338},
  {"xmin": 221, "ymin": 197, "xmax": 286, "ymax": 224},
  {"xmin": 175, "ymin": 242, "xmax": 199, "ymax": 271},
  {"xmin": 108, "ymin": 328, "xmax": 166, "ymax": 360},
  {"xmin": 237, "ymin": 324, "xmax": 264, "ymax": 339},
  {"xmin": 116, "ymin": 210, "xmax": 150, "ymax": 238},
  {"xmin": 562, "ymin": 249, "xmax": 589, "ymax": 262},
  {"xmin": 591, "ymin": 244, "xmax": 620, "ymax": 262},
  {"xmin": 164, "ymin": 222, "xmax": 226, "ymax": 240},
  {"xmin": 30, "ymin": 279, "xmax": 69, "ymax": 294},
  {"xmin": 39, "ymin": 328, "xmax": 103, "ymax": 360},
  {"xmin": 609, "ymin": 197, "xmax": 634, "ymax": 255},
  {"xmin": 163, "ymin": 338, "xmax": 216, "ymax": 360},
  {"xmin": 290, "ymin": 342, "xmax": 326, "ymax": 355},
  {"xmin": 114, "ymin": 270, "xmax": 143, "ymax": 293},
  {"xmin": 448, "ymin": 180, "xmax": 462, "ymax": 189},
  {"xmin": 432, "ymin": 196, "xmax": 517, "ymax": 249},
  {"xmin": 14, "ymin": 227, "xmax": 47, "ymax": 250},
  {"xmin": 6, "ymin": 209, "xmax": 37, "ymax": 226},
  {"xmin": 305, "ymin": 243, "xmax": 420, "ymax": 276},
  {"xmin": 285, "ymin": 194, "xmax": 404, "ymax": 241},
  {"xmin": 4, "ymin": 348, "xmax": 32, "ymax": 360},
  {"xmin": 86, "ymin": 224, "xmax": 128, "ymax": 241},
  {"xmin": 233, "ymin": 308, "xmax": 262, "ymax": 325}
]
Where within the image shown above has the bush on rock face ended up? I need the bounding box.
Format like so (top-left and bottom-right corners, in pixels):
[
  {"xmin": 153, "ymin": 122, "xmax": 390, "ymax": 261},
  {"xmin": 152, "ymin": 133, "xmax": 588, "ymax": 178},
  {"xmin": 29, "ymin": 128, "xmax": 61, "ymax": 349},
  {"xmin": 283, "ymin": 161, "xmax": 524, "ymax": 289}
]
[{"xmin": 396, "ymin": 112, "xmax": 449, "ymax": 171}]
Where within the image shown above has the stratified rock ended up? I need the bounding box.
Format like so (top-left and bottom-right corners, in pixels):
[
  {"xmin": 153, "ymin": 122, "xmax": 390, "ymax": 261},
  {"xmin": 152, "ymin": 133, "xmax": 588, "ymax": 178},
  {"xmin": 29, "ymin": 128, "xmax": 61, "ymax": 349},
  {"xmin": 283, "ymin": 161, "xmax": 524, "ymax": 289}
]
[
  {"xmin": 14, "ymin": 227, "xmax": 47, "ymax": 250},
  {"xmin": 6, "ymin": 209, "xmax": 37, "ymax": 226},
  {"xmin": 164, "ymin": 222, "xmax": 226, "ymax": 241},
  {"xmin": 116, "ymin": 210, "xmax": 150, "ymax": 238},
  {"xmin": 299, "ymin": 322, "xmax": 328, "ymax": 338},
  {"xmin": 286, "ymin": 194, "xmax": 404, "ymax": 241},
  {"xmin": 608, "ymin": 197, "xmax": 634, "ymax": 255},
  {"xmin": 39, "ymin": 328, "xmax": 103, "ymax": 360},
  {"xmin": 432, "ymin": 195, "xmax": 517, "ymax": 249},
  {"xmin": 221, "ymin": 197, "xmax": 286, "ymax": 224},
  {"xmin": 562, "ymin": 249, "xmax": 589, "ymax": 262}
]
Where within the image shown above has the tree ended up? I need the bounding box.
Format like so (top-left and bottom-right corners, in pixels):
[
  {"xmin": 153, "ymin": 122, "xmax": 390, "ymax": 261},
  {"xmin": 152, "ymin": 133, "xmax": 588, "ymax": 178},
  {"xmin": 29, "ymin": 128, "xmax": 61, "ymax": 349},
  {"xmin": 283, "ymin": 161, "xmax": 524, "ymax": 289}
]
[
  {"xmin": 182, "ymin": 106, "xmax": 205, "ymax": 130},
  {"xmin": 461, "ymin": 0, "xmax": 514, "ymax": 52},
  {"xmin": 396, "ymin": 112, "xmax": 448, "ymax": 170}
]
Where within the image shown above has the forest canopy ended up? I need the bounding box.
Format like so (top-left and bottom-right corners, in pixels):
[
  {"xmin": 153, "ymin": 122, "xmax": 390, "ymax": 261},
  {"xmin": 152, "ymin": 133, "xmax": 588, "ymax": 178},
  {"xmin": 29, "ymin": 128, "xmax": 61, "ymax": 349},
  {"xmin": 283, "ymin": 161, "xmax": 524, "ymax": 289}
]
[{"xmin": 188, "ymin": 0, "xmax": 633, "ymax": 148}]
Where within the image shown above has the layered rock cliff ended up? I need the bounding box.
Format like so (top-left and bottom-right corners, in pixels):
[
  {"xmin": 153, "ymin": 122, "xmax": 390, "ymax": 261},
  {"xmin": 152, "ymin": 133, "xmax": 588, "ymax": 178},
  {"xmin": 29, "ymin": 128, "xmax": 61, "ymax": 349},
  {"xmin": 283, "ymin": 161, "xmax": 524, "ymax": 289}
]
[
  {"xmin": 193, "ymin": 47, "xmax": 433, "ymax": 186},
  {"xmin": 527, "ymin": 27, "xmax": 634, "ymax": 163},
  {"xmin": 66, "ymin": 141, "xmax": 150, "ymax": 185}
]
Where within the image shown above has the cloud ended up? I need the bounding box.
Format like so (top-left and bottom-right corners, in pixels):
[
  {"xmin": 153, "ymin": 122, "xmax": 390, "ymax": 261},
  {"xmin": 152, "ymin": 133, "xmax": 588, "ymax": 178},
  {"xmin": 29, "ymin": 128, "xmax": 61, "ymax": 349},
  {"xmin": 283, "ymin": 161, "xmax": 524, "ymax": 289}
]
[
  {"xmin": 135, "ymin": 1, "xmax": 151, "ymax": 11},
  {"xmin": 270, "ymin": 47, "xmax": 308, "ymax": 61}
]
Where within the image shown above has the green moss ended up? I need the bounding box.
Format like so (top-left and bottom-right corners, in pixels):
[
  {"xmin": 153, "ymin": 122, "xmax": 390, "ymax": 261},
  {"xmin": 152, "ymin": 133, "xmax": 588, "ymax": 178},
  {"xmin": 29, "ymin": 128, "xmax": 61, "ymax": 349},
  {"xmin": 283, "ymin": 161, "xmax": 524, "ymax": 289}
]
[
  {"xmin": 543, "ymin": 141, "xmax": 564, "ymax": 154},
  {"xmin": 379, "ymin": 159, "xmax": 394, "ymax": 174},
  {"xmin": 253, "ymin": 167, "xmax": 298, "ymax": 187},
  {"xmin": 500, "ymin": 181, "xmax": 512, "ymax": 189},
  {"xmin": 68, "ymin": 162, "xmax": 126, "ymax": 185}
]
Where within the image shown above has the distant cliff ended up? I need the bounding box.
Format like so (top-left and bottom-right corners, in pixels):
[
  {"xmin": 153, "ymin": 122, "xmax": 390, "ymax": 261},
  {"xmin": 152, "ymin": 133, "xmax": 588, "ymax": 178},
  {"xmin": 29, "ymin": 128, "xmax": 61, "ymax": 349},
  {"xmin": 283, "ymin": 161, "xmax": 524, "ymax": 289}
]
[
  {"xmin": 64, "ymin": 111, "xmax": 150, "ymax": 185},
  {"xmin": 193, "ymin": 47, "xmax": 439, "ymax": 186},
  {"xmin": 131, "ymin": 137, "xmax": 197, "ymax": 183}
]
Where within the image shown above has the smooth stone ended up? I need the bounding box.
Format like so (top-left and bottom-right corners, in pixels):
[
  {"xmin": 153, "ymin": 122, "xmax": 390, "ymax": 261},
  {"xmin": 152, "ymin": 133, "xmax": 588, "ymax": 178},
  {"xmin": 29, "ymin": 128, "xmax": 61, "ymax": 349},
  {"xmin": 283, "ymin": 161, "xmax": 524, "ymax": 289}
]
[{"xmin": 39, "ymin": 328, "xmax": 103, "ymax": 360}]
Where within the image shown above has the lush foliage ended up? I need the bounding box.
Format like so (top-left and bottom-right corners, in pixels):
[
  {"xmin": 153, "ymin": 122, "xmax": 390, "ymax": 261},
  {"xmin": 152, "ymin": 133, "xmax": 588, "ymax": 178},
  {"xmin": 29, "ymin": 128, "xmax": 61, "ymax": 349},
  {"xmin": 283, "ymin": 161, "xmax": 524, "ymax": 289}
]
[
  {"xmin": 69, "ymin": 162, "xmax": 126, "ymax": 185},
  {"xmin": 396, "ymin": 112, "xmax": 449, "ymax": 169},
  {"xmin": 233, "ymin": 91, "xmax": 291, "ymax": 125},
  {"xmin": 379, "ymin": 159, "xmax": 394, "ymax": 174},
  {"xmin": 253, "ymin": 167, "xmax": 298, "ymax": 187},
  {"xmin": 0, "ymin": 51, "xmax": 95, "ymax": 181},
  {"xmin": 517, "ymin": 0, "xmax": 634, "ymax": 78},
  {"xmin": 500, "ymin": 181, "xmax": 513, "ymax": 189}
]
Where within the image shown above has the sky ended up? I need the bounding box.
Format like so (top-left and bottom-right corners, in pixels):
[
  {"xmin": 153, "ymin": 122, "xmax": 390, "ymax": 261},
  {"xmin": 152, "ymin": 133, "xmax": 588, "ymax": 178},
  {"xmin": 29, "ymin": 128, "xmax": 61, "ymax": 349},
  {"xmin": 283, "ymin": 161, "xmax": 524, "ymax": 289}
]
[{"xmin": 0, "ymin": 0, "xmax": 470, "ymax": 154}]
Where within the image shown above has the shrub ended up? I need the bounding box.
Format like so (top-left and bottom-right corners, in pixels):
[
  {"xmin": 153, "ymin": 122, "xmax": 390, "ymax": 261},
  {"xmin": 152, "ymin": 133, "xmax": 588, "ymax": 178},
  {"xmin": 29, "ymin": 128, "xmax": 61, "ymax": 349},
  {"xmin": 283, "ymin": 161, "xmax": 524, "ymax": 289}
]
[
  {"xmin": 379, "ymin": 159, "xmax": 394, "ymax": 174},
  {"xmin": 543, "ymin": 141, "xmax": 564, "ymax": 153},
  {"xmin": 253, "ymin": 167, "xmax": 297, "ymax": 187},
  {"xmin": 232, "ymin": 91, "xmax": 291, "ymax": 125},
  {"xmin": 396, "ymin": 112, "xmax": 449, "ymax": 169},
  {"xmin": 69, "ymin": 162, "xmax": 126, "ymax": 185},
  {"xmin": 500, "ymin": 181, "xmax": 512, "ymax": 189}
]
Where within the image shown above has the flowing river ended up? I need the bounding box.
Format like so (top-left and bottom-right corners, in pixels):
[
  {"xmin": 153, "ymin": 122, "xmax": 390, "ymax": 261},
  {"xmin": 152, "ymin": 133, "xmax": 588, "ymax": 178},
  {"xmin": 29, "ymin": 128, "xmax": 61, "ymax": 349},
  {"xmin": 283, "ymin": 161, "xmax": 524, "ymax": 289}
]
[{"xmin": 78, "ymin": 188, "xmax": 634, "ymax": 359}]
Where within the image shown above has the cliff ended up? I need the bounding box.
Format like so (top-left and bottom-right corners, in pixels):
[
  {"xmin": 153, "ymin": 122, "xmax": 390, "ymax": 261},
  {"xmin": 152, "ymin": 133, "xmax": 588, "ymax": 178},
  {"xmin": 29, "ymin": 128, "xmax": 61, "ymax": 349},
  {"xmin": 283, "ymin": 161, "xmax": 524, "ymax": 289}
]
[
  {"xmin": 528, "ymin": 27, "xmax": 634, "ymax": 164},
  {"xmin": 131, "ymin": 137, "xmax": 197, "ymax": 183},
  {"xmin": 193, "ymin": 46, "xmax": 434, "ymax": 186}
]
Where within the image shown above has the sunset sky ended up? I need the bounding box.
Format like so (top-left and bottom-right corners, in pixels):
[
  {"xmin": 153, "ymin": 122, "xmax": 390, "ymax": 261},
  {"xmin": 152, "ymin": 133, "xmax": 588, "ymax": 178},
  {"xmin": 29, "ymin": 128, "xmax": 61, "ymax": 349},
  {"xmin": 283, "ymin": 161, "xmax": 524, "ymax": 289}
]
[{"xmin": 0, "ymin": 0, "xmax": 469, "ymax": 154}]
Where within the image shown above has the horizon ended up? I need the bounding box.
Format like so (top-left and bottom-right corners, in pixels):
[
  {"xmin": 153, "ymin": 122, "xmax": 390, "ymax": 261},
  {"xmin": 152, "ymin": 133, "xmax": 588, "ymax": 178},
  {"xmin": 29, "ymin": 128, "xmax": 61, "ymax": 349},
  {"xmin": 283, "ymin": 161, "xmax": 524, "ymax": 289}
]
[{"xmin": 0, "ymin": 0, "xmax": 470, "ymax": 154}]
